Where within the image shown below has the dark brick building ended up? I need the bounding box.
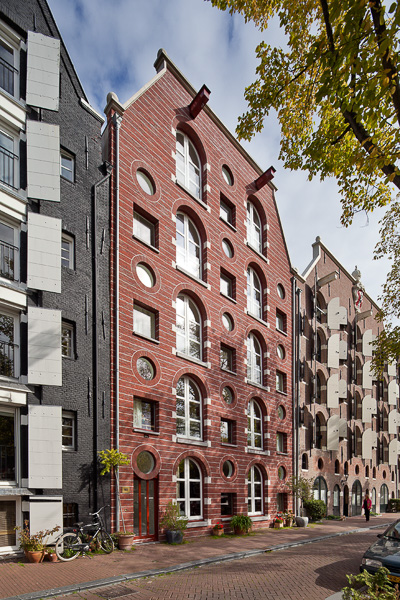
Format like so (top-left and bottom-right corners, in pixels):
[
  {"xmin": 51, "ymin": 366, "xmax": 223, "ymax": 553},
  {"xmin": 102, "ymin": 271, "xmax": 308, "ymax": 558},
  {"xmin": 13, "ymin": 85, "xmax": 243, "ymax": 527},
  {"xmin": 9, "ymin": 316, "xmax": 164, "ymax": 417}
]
[
  {"xmin": 104, "ymin": 50, "xmax": 293, "ymax": 540},
  {"xmin": 0, "ymin": 0, "xmax": 110, "ymax": 553}
]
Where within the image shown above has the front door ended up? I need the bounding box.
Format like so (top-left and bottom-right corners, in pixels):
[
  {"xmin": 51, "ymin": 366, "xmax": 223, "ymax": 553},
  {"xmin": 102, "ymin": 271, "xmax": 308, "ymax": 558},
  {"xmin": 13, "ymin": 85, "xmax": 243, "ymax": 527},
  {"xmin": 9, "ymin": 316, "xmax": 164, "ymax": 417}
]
[
  {"xmin": 343, "ymin": 485, "xmax": 349, "ymax": 516},
  {"xmin": 133, "ymin": 478, "xmax": 157, "ymax": 540}
]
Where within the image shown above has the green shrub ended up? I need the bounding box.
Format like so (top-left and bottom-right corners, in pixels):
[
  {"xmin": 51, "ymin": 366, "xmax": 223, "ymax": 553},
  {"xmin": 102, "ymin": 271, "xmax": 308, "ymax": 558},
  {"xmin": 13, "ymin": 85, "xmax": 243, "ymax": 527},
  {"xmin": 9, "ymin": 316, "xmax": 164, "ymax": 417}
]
[
  {"xmin": 303, "ymin": 499, "xmax": 326, "ymax": 521},
  {"xmin": 343, "ymin": 567, "xmax": 398, "ymax": 600},
  {"xmin": 388, "ymin": 498, "xmax": 400, "ymax": 512},
  {"xmin": 230, "ymin": 515, "xmax": 253, "ymax": 533},
  {"xmin": 160, "ymin": 501, "xmax": 188, "ymax": 532}
]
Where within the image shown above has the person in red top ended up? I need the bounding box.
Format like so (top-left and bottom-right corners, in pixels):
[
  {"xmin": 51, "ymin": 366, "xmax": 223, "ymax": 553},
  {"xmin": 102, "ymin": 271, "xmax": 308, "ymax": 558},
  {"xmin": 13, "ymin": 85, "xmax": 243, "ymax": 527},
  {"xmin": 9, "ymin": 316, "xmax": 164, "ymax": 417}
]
[{"xmin": 363, "ymin": 491, "xmax": 372, "ymax": 521}]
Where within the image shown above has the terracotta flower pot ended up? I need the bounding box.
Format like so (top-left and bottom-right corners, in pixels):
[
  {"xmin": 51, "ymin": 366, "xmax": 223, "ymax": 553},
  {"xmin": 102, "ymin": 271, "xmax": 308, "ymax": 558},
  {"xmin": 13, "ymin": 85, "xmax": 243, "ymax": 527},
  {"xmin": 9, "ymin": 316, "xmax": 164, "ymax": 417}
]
[
  {"xmin": 234, "ymin": 527, "xmax": 246, "ymax": 535},
  {"xmin": 274, "ymin": 521, "xmax": 283, "ymax": 529},
  {"xmin": 117, "ymin": 534, "xmax": 135, "ymax": 550},
  {"xmin": 213, "ymin": 528, "xmax": 224, "ymax": 536},
  {"xmin": 24, "ymin": 549, "xmax": 44, "ymax": 563}
]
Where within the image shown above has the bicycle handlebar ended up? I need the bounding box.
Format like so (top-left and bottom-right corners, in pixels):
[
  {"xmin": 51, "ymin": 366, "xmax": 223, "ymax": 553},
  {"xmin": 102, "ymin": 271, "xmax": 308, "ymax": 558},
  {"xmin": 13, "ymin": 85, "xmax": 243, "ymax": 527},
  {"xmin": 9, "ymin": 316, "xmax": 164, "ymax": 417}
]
[{"xmin": 88, "ymin": 506, "xmax": 107, "ymax": 517}]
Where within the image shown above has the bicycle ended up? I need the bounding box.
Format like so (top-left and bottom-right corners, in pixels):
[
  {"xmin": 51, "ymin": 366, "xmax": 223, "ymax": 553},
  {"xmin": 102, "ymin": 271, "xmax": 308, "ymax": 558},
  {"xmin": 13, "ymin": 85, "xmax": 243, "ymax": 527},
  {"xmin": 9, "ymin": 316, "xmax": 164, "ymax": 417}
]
[{"xmin": 55, "ymin": 506, "xmax": 114, "ymax": 561}]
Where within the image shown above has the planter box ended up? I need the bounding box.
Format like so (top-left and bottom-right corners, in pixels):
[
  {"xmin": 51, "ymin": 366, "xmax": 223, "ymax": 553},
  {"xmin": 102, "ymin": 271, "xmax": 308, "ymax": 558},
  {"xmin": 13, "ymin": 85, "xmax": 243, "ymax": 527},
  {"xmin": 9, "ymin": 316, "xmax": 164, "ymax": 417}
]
[
  {"xmin": 118, "ymin": 534, "xmax": 135, "ymax": 550},
  {"xmin": 213, "ymin": 528, "xmax": 224, "ymax": 536},
  {"xmin": 295, "ymin": 516, "xmax": 309, "ymax": 528},
  {"xmin": 166, "ymin": 530, "xmax": 184, "ymax": 544},
  {"xmin": 274, "ymin": 522, "xmax": 283, "ymax": 529}
]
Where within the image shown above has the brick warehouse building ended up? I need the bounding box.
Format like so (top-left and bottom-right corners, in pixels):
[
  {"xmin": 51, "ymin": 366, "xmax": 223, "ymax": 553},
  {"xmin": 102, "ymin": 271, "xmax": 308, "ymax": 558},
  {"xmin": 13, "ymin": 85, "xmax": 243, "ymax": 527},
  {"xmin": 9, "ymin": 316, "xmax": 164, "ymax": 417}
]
[
  {"xmin": 0, "ymin": 0, "xmax": 111, "ymax": 553},
  {"xmin": 104, "ymin": 49, "xmax": 293, "ymax": 540},
  {"xmin": 293, "ymin": 238, "xmax": 399, "ymax": 518}
]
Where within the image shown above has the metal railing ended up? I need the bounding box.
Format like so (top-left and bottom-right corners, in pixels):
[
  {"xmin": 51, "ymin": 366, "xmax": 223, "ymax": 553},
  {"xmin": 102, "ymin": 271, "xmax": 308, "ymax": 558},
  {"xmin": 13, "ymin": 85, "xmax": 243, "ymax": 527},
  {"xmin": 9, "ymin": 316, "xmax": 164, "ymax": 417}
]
[
  {"xmin": 0, "ymin": 145, "xmax": 17, "ymax": 188},
  {"xmin": 0, "ymin": 241, "xmax": 17, "ymax": 281},
  {"xmin": 0, "ymin": 57, "xmax": 16, "ymax": 96}
]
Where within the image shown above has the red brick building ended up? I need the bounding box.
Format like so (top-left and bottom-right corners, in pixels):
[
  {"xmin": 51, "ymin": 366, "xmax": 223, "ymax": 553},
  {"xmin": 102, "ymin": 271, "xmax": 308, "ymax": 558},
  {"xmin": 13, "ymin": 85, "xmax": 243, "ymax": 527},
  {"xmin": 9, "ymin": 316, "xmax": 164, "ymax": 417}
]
[
  {"xmin": 294, "ymin": 238, "xmax": 398, "ymax": 517},
  {"xmin": 104, "ymin": 50, "xmax": 293, "ymax": 540}
]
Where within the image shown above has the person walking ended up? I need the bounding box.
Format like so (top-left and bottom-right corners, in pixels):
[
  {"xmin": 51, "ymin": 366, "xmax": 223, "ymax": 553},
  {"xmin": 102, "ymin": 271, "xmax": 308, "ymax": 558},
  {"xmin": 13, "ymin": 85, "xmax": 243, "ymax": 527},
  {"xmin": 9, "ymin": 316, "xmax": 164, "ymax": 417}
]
[{"xmin": 363, "ymin": 490, "xmax": 372, "ymax": 522}]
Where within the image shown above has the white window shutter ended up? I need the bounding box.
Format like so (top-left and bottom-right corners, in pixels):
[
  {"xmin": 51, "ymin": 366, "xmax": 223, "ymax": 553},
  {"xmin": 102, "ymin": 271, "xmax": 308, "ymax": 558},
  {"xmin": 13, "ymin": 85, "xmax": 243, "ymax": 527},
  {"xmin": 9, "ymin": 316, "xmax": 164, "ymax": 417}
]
[
  {"xmin": 362, "ymin": 396, "xmax": 377, "ymax": 423},
  {"xmin": 26, "ymin": 31, "xmax": 60, "ymax": 111},
  {"xmin": 338, "ymin": 379, "xmax": 347, "ymax": 399},
  {"xmin": 327, "ymin": 298, "xmax": 347, "ymax": 330},
  {"xmin": 29, "ymin": 496, "xmax": 63, "ymax": 541},
  {"xmin": 362, "ymin": 429, "xmax": 377, "ymax": 460},
  {"xmin": 28, "ymin": 406, "xmax": 62, "ymax": 488},
  {"xmin": 327, "ymin": 334, "xmax": 340, "ymax": 368},
  {"xmin": 327, "ymin": 415, "xmax": 339, "ymax": 451},
  {"xmin": 338, "ymin": 418, "xmax": 347, "ymax": 439},
  {"xmin": 389, "ymin": 439, "xmax": 400, "ymax": 467},
  {"xmin": 327, "ymin": 374, "xmax": 339, "ymax": 409},
  {"xmin": 389, "ymin": 410, "xmax": 400, "ymax": 434},
  {"xmin": 28, "ymin": 213, "xmax": 61, "ymax": 293},
  {"xmin": 28, "ymin": 307, "xmax": 62, "ymax": 386},
  {"xmin": 362, "ymin": 361, "xmax": 373, "ymax": 389},
  {"xmin": 362, "ymin": 330, "xmax": 375, "ymax": 357},
  {"xmin": 388, "ymin": 380, "xmax": 399, "ymax": 406},
  {"xmin": 388, "ymin": 362, "xmax": 397, "ymax": 377},
  {"xmin": 27, "ymin": 121, "xmax": 60, "ymax": 202},
  {"xmin": 339, "ymin": 339, "xmax": 347, "ymax": 360}
]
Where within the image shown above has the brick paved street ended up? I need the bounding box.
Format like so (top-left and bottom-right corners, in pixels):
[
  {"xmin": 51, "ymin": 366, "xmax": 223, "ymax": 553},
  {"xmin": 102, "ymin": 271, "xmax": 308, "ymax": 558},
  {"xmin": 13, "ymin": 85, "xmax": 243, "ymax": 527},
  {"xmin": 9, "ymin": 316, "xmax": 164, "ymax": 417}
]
[{"xmin": 47, "ymin": 529, "xmax": 380, "ymax": 600}]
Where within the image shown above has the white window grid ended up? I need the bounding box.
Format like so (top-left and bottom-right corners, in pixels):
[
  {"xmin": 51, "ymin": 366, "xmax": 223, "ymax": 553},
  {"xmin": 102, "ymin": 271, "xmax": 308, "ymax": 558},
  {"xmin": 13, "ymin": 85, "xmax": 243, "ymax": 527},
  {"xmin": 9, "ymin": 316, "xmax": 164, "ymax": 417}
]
[
  {"xmin": 176, "ymin": 132, "xmax": 201, "ymax": 199},
  {"xmin": 247, "ymin": 267, "xmax": 262, "ymax": 318},
  {"xmin": 248, "ymin": 465, "xmax": 263, "ymax": 515},
  {"xmin": 176, "ymin": 294, "xmax": 201, "ymax": 360},
  {"xmin": 247, "ymin": 333, "xmax": 262, "ymax": 385},
  {"xmin": 247, "ymin": 399, "xmax": 263, "ymax": 450},
  {"xmin": 176, "ymin": 376, "xmax": 202, "ymax": 440},
  {"xmin": 176, "ymin": 457, "xmax": 203, "ymax": 520},
  {"xmin": 246, "ymin": 201, "xmax": 262, "ymax": 252},
  {"xmin": 176, "ymin": 212, "xmax": 201, "ymax": 278}
]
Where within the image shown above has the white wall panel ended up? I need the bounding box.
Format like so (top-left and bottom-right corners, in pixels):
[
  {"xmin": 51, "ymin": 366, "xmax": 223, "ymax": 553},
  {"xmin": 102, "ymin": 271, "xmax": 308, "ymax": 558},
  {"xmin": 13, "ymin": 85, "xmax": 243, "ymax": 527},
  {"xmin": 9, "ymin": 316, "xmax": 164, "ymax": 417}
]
[
  {"xmin": 327, "ymin": 297, "xmax": 347, "ymax": 330},
  {"xmin": 28, "ymin": 307, "xmax": 62, "ymax": 386},
  {"xmin": 28, "ymin": 406, "xmax": 62, "ymax": 489},
  {"xmin": 26, "ymin": 31, "xmax": 60, "ymax": 111},
  {"xmin": 362, "ymin": 429, "xmax": 377, "ymax": 460},
  {"xmin": 389, "ymin": 410, "xmax": 400, "ymax": 434},
  {"xmin": 362, "ymin": 330, "xmax": 375, "ymax": 357},
  {"xmin": 27, "ymin": 121, "xmax": 60, "ymax": 202},
  {"xmin": 327, "ymin": 415, "xmax": 339, "ymax": 451},
  {"xmin": 362, "ymin": 361, "xmax": 373, "ymax": 390},
  {"xmin": 338, "ymin": 379, "xmax": 347, "ymax": 399},
  {"xmin": 338, "ymin": 418, "xmax": 347, "ymax": 438},
  {"xmin": 388, "ymin": 380, "xmax": 399, "ymax": 406},
  {"xmin": 388, "ymin": 362, "xmax": 397, "ymax": 377},
  {"xmin": 327, "ymin": 374, "xmax": 339, "ymax": 409},
  {"xmin": 29, "ymin": 496, "xmax": 63, "ymax": 541},
  {"xmin": 327, "ymin": 334, "xmax": 340, "ymax": 369},
  {"xmin": 362, "ymin": 396, "xmax": 377, "ymax": 423},
  {"xmin": 389, "ymin": 439, "xmax": 400, "ymax": 466},
  {"xmin": 339, "ymin": 339, "xmax": 347, "ymax": 360},
  {"xmin": 28, "ymin": 213, "xmax": 61, "ymax": 293}
]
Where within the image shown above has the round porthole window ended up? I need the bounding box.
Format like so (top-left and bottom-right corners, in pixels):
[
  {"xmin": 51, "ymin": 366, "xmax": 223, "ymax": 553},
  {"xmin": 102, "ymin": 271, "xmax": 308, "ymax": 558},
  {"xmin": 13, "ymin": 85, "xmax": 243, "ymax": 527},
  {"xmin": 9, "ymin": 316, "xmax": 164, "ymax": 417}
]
[
  {"xmin": 136, "ymin": 169, "xmax": 155, "ymax": 195},
  {"xmin": 137, "ymin": 451, "xmax": 155, "ymax": 475},
  {"xmin": 136, "ymin": 263, "xmax": 155, "ymax": 288},
  {"xmin": 222, "ymin": 239, "xmax": 233, "ymax": 258},
  {"xmin": 278, "ymin": 405, "xmax": 285, "ymax": 420},
  {"xmin": 222, "ymin": 386, "xmax": 233, "ymax": 405},
  {"xmin": 318, "ymin": 458, "xmax": 324, "ymax": 470},
  {"xmin": 222, "ymin": 313, "xmax": 234, "ymax": 331},
  {"xmin": 277, "ymin": 345, "xmax": 285, "ymax": 360},
  {"xmin": 137, "ymin": 357, "xmax": 155, "ymax": 380},
  {"xmin": 223, "ymin": 460, "xmax": 234, "ymax": 478},
  {"xmin": 222, "ymin": 165, "xmax": 233, "ymax": 186},
  {"xmin": 277, "ymin": 284, "xmax": 285, "ymax": 299},
  {"xmin": 278, "ymin": 466, "xmax": 286, "ymax": 480}
]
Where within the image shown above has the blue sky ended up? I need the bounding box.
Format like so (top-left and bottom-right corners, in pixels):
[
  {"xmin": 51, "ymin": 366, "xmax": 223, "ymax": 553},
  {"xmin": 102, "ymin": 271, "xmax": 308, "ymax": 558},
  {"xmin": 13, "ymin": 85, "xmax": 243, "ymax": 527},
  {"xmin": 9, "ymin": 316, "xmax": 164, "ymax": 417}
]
[{"xmin": 48, "ymin": 0, "xmax": 390, "ymax": 306}]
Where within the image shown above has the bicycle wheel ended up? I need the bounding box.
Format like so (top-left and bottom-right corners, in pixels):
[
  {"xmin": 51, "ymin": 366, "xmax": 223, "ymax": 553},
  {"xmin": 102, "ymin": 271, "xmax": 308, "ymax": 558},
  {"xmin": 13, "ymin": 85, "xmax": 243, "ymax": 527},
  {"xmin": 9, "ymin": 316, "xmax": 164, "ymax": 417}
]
[
  {"xmin": 55, "ymin": 532, "xmax": 82, "ymax": 561},
  {"xmin": 97, "ymin": 530, "xmax": 114, "ymax": 553}
]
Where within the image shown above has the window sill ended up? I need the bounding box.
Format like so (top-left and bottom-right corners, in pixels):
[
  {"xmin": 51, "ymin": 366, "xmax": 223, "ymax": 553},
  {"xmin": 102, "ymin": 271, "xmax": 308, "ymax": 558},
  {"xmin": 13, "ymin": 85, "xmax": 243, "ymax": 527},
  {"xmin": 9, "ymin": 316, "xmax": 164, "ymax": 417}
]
[
  {"xmin": 133, "ymin": 428, "xmax": 160, "ymax": 436},
  {"xmin": 176, "ymin": 351, "xmax": 209, "ymax": 368},
  {"xmin": 247, "ymin": 448, "xmax": 270, "ymax": 456},
  {"xmin": 250, "ymin": 515, "xmax": 267, "ymax": 522},
  {"xmin": 221, "ymin": 442, "xmax": 237, "ymax": 448},
  {"xmin": 276, "ymin": 328, "xmax": 288, "ymax": 337},
  {"xmin": 276, "ymin": 451, "xmax": 289, "ymax": 456},
  {"xmin": 276, "ymin": 389, "xmax": 288, "ymax": 396},
  {"xmin": 62, "ymin": 447, "xmax": 76, "ymax": 452},
  {"xmin": 246, "ymin": 242, "xmax": 269, "ymax": 264},
  {"xmin": 220, "ymin": 292, "xmax": 236, "ymax": 304},
  {"xmin": 219, "ymin": 217, "xmax": 237, "ymax": 232},
  {"xmin": 246, "ymin": 311, "xmax": 269, "ymax": 328},
  {"xmin": 176, "ymin": 437, "xmax": 209, "ymax": 447},
  {"xmin": 246, "ymin": 380, "xmax": 268, "ymax": 392},
  {"xmin": 133, "ymin": 331, "xmax": 160, "ymax": 344},
  {"xmin": 176, "ymin": 265, "xmax": 208, "ymax": 288},
  {"xmin": 221, "ymin": 367, "xmax": 236, "ymax": 376},
  {"xmin": 132, "ymin": 234, "xmax": 159, "ymax": 254},
  {"xmin": 187, "ymin": 520, "xmax": 209, "ymax": 528},
  {"xmin": 176, "ymin": 181, "xmax": 208, "ymax": 211}
]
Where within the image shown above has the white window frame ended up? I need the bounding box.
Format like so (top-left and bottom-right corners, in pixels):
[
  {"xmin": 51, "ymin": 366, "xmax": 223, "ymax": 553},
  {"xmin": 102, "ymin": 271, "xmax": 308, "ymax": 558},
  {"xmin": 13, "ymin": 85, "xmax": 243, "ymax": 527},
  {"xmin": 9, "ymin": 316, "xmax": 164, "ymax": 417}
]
[
  {"xmin": 220, "ymin": 273, "xmax": 233, "ymax": 298},
  {"xmin": 0, "ymin": 25, "xmax": 21, "ymax": 99},
  {"xmin": 221, "ymin": 418, "xmax": 233, "ymax": 444},
  {"xmin": 133, "ymin": 397, "xmax": 155, "ymax": 431},
  {"xmin": 276, "ymin": 371, "xmax": 286, "ymax": 393},
  {"xmin": 0, "ymin": 218, "xmax": 19, "ymax": 282},
  {"xmin": 134, "ymin": 303, "xmax": 156, "ymax": 340},
  {"xmin": 176, "ymin": 212, "xmax": 201, "ymax": 279},
  {"xmin": 133, "ymin": 210, "xmax": 156, "ymax": 248},
  {"xmin": 61, "ymin": 321, "xmax": 74, "ymax": 359},
  {"xmin": 276, "ymin": 431, "xmax": 285, "ymax": 453},
  {"xmin": 248, "ymin": 465, "xmax": 263, "ymax": 516},
  {"xmin": 247, "ymin": 333, "xmax": 262, "ymax": 385},
  {"xmin": 247, "ymin": 267, "xmax": 262, "ymax": 318},
  {"xmin": 61, "ymin": 233, "xmax": 74, "ymax": 269},
  {"xmin": 176, "ymin": 294, "xmax": 201, "ymax": 360},
  {"xmin": 176, "ymin": 457, "xmax": 203, "ymax": 520},
  {"xmin": 0, "ymin": 309, "xmax": 19, "ymax": 378},
  {"xmin": 276, "ymin": 310, "xmax": 286, "ymax": 333},
  {"xmin": 62, "ymin": 410, "xmax": 76, "ymax": 451},
  {"xmin": 175, "ymin": 132, "xmax": 201, "ymax": 199},
  {"xmin": 0, "ymin": 406, "xmax": 19, "ymax": 485},
  {"xmin": 220, "ymin": 199, "xmax": 233, "ymax": 225},
  {"xmin": 247, "ymin": 399, "xmax": 263, "ymax": 450},
  {"xmin": 246, "ymin": 202, "xmax": 262, "ymax": 252},
  {"xmin": 176, "ymin": 375, "xmax": 202, "ymax": 440},
  {"xmin": 0, "ymin": 127, "xmax": 19, "ymax": 190},
  {"xmin": 60, "ymin": 149, "xmax": 75, "ymax": 182},
  {"xmin": 220, "ymin": 345, "xmax": 234, "ymax": 372}
]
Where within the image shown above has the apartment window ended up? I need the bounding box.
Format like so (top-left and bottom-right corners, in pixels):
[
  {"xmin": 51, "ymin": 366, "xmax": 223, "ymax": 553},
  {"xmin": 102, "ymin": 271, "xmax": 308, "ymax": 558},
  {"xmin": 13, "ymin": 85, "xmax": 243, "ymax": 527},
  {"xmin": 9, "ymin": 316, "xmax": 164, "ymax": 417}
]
[
  {"xmin": 276, "ymin": 432, "xmax": 287, "ymax": 453},
  {"xmin": 60, "ymin": 150, "xmax": 75, "ymax": 182},
  {"xmin": 221, "ymin": 492, "xmax": 235, "ymax": 517},
  {"xmin": 220, "ymin": 344, "xmax": 234, "ymax": 372},
  {"xmin": 246, "ymin": 201, "xmax": 262, "ymax": 252},
  {"xmin": 136, "ymin": 169, "xmax": 155, "ymax": 195},
  {"xmin": 177, "ymin": 458, "xmax": 202, "ymax": 519},
  {"xmin": 247, "ymin": 267, "xmax": 262, "ymax": 319},
  {"xmin": 222, "ymin": 165, "xmax": 234, "ymax": 186},
  {"xmin": 0, "ymin": 37, "xmax": 18, "ymax": 97},
  {"xmin": 0, "ymin": 130, "xmax": 17, "ymax": 189},
  {"xmin": 63, "ymin": 503, "xmax": 78, "ymax": 528},
  {"xmin": 0, "ymin": 221, "xmax": 18, "ymax": 281},
  {"xmin": 176, "ymin": 294, "xmax": 201, "ymax": 360},
  {"xmin": 247, "ymin": 399, "xmax": 263, "ymax": 449},
  {"xmin": 221, "ymin": 418, "xmax": 234, "ymax": 444},
  {"xmin": 176, "ymin": 212, "xmax": 201, "ymax": 278},
  {"xmin": 276, "ymin": 310, "xmax": 286, "ymax": 333},
  {"xmin": 247, "ymin": 333, "xmax": 262, "ymax": 385},
  {"xmin": 137, "ymin": 357, "xmax": 155, "ymax": 381},
  {"xmin": 134, "ymin": 303, "xmax": 156, "ymax": 340},
  {"xmin": 176, "ymin": 375, "xmax": 202, "ymax": 439},
  {"xmin": 133, "ymin": 209, "xmax": 156, "ymax": 248},
  {"xmin": 276, "ymin": 371, "xmax": 286, "ymax": 393},
  {"xmin": 133, "ymin": 398, "xmax": 156, "ymax": 431},
  {"xmin": 220, "ymin": 195, "xmax": 235, "ymax": 227},
  {"xmin": 0, "ymin": 312, "xmax": 17, "ymax": 377},
  {"xmin": 175, "ymin": 131, "xmax": 201, "ymax": 199},
  {"xmin": 0, "ymin": 408, "xmax": 16, "ymax": 482},
  {"xmin": 248, "ymin": 465, "xmax": 263, "ymax": 515},
  {"xmin": 220, "ymin": 271, "xmax": 234, "ymax": 300},
  {"xmin": 62, "ymin": 411, "xmax": 76, "ymax": 450},
  {"xmin": 61, "ymin": 233, "xmax": 74, "ymax": 269},
  {"xmin": 61, "ymin": 322, "xmax": 74, "ymax": 358}
]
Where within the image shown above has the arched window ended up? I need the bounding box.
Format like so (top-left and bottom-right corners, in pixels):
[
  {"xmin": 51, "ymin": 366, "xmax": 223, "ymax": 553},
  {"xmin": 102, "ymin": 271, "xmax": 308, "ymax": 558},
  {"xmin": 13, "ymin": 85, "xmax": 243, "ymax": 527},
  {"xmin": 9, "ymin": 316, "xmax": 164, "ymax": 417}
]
[
  {"xmin": 316, "ymin": 333, "xmax": 322, "ymax": 363},
  {"xmin": 313, "ymin": 476, "xmax": 327, "ymax": 503},
  {"xmin": 175, "ymin": 132, "xmax": 201, "ymax": 199},
  {"xmin": 176, "ymin": 212, "xmax": 201, "ymax": 278},
  {"xmin": 333, "ymin": 484, "xmax": 340, "ymax": 516},
  {"xmin": 176, "ymin": 376, "xmax": 202, "ymax": 440},
  {"xmin": 315, "ymin": 374, "xmax": 322, "ymax": 403},
  {"xmin": 334, "ymin": 459, "xmax": 340, "ymax": 474},
  {"xmin": 371, "ymin": 487, "xmax": 377, "ymax": 512},
  {"xmin": 176, "ymin": 458, "xmax": 202, "ymax": 519},
  {"xmin": 247, "ymin": 267, "xmax": 262, "ymax": 318},
  {"xmin": 247, "ymin": 465, "xmax": 263, "ymax": 515},
  {"xmin": 351, "ymin": 480, "xmax": 362, "ymax": 516},
  {"xmin": 365, "ymin": 465, "xmax": 370, "ymax": 478},
  {"xmin": 176, "ymin": 294, "xmax": 202, "ymax": 360},
  {"xmin": 315, "ymin": 414, "xmax": 322, "ymax": 449},
  {"xmin": 247, "ymin": 333, "xmax": 262, "ymax": 385},
  {"xmin": 344, "ymin": 461, "xmax": 349, "ymax": 476},
  {"xmin": 246, "ymin": 202, "xmax": 262, "ymax": 252},
  {"xmin": 380, "ymin": 483, "xmax": 389, "ymax": 513},
  {"xmin": 301, "ymin": 453, "xmax": 308, "ymax": 470},
  {"xmin": 247, "ymin": 399, "xmax": 263, "ymax": 449}
]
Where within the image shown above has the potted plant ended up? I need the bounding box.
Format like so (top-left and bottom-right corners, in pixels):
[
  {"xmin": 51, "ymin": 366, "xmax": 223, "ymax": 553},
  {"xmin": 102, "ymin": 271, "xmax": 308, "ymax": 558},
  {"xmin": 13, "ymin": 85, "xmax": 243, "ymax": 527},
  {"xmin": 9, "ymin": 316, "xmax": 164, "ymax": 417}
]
[
  {"xmin": 99, "ymin": 449, "xmax": 135, "ymax": 549},
  {"xmin": 212, "ymin": 522, "xmax": 224, "ymax": 536},
  {"xmin": 274, "ymin": 515, "xmax": 284, "ymax": 529},
  {"xmin": 284, "ymin": 510, "xmax": 294, "ymax": 527},
  {"xmin": 285, "ymin": 475, "xmax": 313, "ymax": 527},
  {"xmin": 160, "ymin": 501, "xmax": 188, "ymax": 544},
  {"xmin": 230, "ymin": 514, "xmax": 252, "ymax": 535},
  {"xmin": 15, "ymin": 521, "xmax": 60, "ymax": 563},
  {"xmin": 44, "ymin": 548, "xmax": 58, "ymax": 562}
]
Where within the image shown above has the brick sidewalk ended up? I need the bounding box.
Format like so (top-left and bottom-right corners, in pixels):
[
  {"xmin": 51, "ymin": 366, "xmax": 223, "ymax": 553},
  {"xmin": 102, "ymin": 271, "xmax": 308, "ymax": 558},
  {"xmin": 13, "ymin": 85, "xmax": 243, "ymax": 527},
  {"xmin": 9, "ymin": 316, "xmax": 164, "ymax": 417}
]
[{"xmin": 0, "ymin": 515, "xmax": 393, "ymax": 600}]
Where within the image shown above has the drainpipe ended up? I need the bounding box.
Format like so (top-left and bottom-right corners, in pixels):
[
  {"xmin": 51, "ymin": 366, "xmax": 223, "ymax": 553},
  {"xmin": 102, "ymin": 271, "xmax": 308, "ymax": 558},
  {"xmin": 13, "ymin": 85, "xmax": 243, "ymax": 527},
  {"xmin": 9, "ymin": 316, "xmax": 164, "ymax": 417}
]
[
  {"xmin": 92, "ymin": 162, "xmax": 112, "ymax": 512},
  {"xmin": 292, "ymin": 276, "xmax": 302, "ymax": 516}
]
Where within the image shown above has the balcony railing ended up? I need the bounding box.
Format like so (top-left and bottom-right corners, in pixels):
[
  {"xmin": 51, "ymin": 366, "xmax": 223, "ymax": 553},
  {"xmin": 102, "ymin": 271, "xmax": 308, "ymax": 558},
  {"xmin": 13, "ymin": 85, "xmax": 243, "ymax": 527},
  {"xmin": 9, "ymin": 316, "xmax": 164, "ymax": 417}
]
[
  {"xmin": 0, "ymin": 341, "xmax": 16, "ymax": 377},
  {"xmin": 0, "ymin": 145, "xmax": 17, "ymax": 189},
  {"xmin": 0, "ymin": 57, "xmax": 16, "ymax": 97},
  {"xmin": 0, "ymin": 444, "xmax": 15, "ymax": 481},
  {"xmin": 0, "ymin": 241, "xmax": 17, "ymax": 281}
]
